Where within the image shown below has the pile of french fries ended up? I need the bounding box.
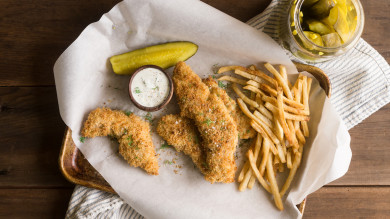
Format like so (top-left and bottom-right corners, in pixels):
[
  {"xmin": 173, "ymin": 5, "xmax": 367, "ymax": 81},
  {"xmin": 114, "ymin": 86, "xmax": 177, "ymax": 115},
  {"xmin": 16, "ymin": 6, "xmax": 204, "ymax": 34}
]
[{"xmin": 218, "ymin": 63, "xmax": 312, "ymax": 210}]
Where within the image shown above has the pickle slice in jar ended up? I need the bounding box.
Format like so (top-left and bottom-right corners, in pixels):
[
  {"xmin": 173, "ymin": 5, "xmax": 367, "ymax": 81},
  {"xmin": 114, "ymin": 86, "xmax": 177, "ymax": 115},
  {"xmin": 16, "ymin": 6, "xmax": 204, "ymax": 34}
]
[
  {"xmin": 322, "ymin": 5, "xmax": 338, "ymax": 26},
  {"xmin": 346, "ymin": 2, "xmax": 357, "ymax": 34},
  {"xmin": 302, "ymin": 0, "xmax": 320, "ymax": 8},
  {"xmin": 309, "ymin": 0, "xmax": 336, "ymax": 19},
  {"xmin": 321, "ymin": 32, "xmax": 342, "ymax": 47},
  {"xmin": 304, "ymin": 31, "xmax": 324, "ymax": 47},
  {"xmin": 306, "ymin": 19, "xmax": 334, "ymax": 35},
  {"xmin": 290, "ymin": 4, "xmax": 303, "ymax": 24},
  {"xmin": 333, "ymin": 5, "xmax": 351, "ymax": 42}
]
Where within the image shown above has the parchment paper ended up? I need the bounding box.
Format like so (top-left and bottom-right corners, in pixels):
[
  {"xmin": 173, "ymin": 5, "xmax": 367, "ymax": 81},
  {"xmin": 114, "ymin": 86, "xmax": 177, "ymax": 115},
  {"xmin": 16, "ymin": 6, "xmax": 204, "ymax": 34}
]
[{"xmin": 53, "ymin": 0, "xmax": 351, "ymax": 218}]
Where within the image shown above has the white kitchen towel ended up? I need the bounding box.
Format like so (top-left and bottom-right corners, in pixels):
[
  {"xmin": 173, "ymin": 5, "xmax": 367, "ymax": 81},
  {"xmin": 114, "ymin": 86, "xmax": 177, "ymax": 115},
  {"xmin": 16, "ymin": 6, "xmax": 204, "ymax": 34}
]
[{"xmin": 65, "ymin": 0, "xmax": 390, "ymax": 218}]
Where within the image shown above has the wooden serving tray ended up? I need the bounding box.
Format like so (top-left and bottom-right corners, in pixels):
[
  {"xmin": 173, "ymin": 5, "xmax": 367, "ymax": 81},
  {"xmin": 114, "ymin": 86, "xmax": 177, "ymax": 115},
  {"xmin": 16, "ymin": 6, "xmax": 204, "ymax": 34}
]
[{"xmin": 58, "ymin": 62, "xmax": 331, "ymax": 214}]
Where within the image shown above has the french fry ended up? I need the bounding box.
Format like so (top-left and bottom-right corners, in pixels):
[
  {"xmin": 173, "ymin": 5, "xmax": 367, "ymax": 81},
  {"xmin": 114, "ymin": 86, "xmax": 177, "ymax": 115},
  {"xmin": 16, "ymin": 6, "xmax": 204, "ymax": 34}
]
[
  {"xmin": 255, "ymin": 93, "xmax": 263, "ymax": 106},
  {"xmin": 279, "ymin": 65, "xmax": 293, "ymax": 89},
  {"xmin": 259, "ymin": 137, "xmax": 271, "ymax": 175},
  {"xmin": 254, "ymin": 111, "xmax": 274, "ymax": 129},
  {"xmin": 266, "ymin": 154, "xmax": 284, "ymax": 210},
  {"xmin": 250, "ymin": 120, "xmax": 279, "ymax": 151},
  {"xmin": 286, "ymin": 148, "xmax": 292, "ymax": 169},
  {"xmin": 274, "ymin": 118, "xmax": 284, "ymax": 141},
  {"xmin": 295, "ymin": 127, "xmax": 306, "ymax": 144},
  {"xmin": 264, "ymin": 102, "xmax": 310, "ymax": 121},
  {"xmin": 234, "ymin": 69, "xmax": 268, "ymax": 84},
  {"xmin": 244, "ymin": 85, "xmax": 267, "ymax": 97},
  {"xmin": 247, "ymin": 80, "xmax": 260, "ymax": 88},
  {"xmin": 258, "ymin": 105, "xmax": 273, "ymax": 120},
  {"xmin": 217, "ymin": 66, "xmax": 237, "ymax": 74},
  {"xmin": 288, "ymin": 120, "xmax": 300, "ymax": 150},
  {"xmin": 293, "ymin": 79, "xmax": 303, "ymax": 130},
  {"xmin": 276, "ymin": 87, "xmax": 293, "ymax": 145},
  {"xmin": 301, "ymin": 77, "xmax": 309, "ymax": 137},
  {"xmin": 218, "ymin": 75, "xmax": 247, "ymax": 85},
  {"xmin": 259, "ymin": 83, "xmax": 305, "ymax": 109},
  {"xmin": 262, "ymin": 95, "xmax": 309, "ymax": 116},
  {"xmin": 233, "ymin": 83, "xmax": 259, "ymax": 108},
  {"xmin": 238, "ymin": 161, "xmax": 250, "ymax": 182},
  {"xmin": 247, "ymin": 134, "xmax": 263, "ymax": 189},
  {"xmin": 249, "ymin": 91, "xmax": 256, "ymax": 111},
  {"xmin": 280, "ymin": 144, "xmax": 303, "ymax": 196},
  {"xmin": 249, "ymin": 65, "xmax": 256, "ymax": 71},
  {"xmin": 277, "ymin": 143, "xmax": 286, "ymax": 163},
  {"xmin": 239, "ymin": 135, "xmax": 262, "ymax": 191},
  {"xmin": 219, "ymin": 65, "xmax": 277, "ymax": 87},
  {"xmin": 265, "ymin": 63, "xmax": 293, "ymax": 99},
  {"xmin": 248, "ymin": 149, "xmax": 271, "ymax": 193}
]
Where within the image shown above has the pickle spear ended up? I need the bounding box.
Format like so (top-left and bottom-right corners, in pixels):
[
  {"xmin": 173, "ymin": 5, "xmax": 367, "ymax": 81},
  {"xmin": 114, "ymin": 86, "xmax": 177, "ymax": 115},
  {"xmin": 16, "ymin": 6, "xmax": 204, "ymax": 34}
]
[
  {"xmin": 110, "ymin": 41, "xmax": 198, "ymax": 75},
  {"xmin": 304, "ymin": 31, "xmax": 324, "ymax": 47},
  {"xmin": 309, "ymin": 0, "xmax": 336, "ymax": 19},
  {"xmin": 322, "ymin": 33, "xmax": 342, "ymax": 47},
  {"xmin": 306, "ymin": 19, "xmax": 334, "ymax": 35}
]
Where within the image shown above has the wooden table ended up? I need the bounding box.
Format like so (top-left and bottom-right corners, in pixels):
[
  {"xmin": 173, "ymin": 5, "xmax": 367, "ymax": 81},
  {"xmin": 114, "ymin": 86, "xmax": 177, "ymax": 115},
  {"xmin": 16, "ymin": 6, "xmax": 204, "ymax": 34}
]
[{"xmin": 0, "ymin": 0, "xmax": 389, "ymax": 218}]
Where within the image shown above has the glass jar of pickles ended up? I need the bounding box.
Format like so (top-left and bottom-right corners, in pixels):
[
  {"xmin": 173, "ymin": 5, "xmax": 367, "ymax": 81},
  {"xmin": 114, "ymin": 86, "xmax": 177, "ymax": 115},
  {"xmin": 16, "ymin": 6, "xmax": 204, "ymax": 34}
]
[{"xmin": 280, "ymin": 0, "xmax": 364, "ymax": 62}]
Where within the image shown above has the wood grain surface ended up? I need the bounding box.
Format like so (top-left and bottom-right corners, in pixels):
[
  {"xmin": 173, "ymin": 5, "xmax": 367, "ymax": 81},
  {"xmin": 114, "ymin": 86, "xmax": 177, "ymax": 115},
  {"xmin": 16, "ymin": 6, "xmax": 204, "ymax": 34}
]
[{"xmin": 0, "ymin": 0, "xmax": 389, "ymax": 218}]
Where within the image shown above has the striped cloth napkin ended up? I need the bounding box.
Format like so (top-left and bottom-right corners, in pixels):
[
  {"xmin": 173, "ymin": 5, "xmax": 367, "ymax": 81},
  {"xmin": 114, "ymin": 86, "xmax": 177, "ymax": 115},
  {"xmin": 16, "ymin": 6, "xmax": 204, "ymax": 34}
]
[{"xmin": 65, "ymin": 0, "xmax": 390, "ymax": 218}]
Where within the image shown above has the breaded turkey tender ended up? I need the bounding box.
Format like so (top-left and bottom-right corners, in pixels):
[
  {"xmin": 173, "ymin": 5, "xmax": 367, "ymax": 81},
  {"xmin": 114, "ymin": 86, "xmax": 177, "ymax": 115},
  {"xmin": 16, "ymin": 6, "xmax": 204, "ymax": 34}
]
[
  {"xmin": 156, "ymin": 114, "xmax": 207, "ymax": 174},
  {"xmin": 202, "ymin": 77, "xmax": 255, "ymax": 140},
  {"xmin": 157, "ymin": 79, "xmax": 255, "ymax": 177},
  {"xmin": 173, "ymin": 61, "xmax": 238, "ymax": 183},
  {"xmin": 81, "ymin": 108, "xmax": 159, "ymax": 175}
]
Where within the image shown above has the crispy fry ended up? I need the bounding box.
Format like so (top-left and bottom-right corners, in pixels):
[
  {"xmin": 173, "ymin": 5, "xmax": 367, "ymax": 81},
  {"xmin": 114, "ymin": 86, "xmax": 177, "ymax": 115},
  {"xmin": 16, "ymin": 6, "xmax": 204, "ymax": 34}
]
[
  {"xmin": 262, "ymin": 95, "xmax": 310, "ymax": 116},
  {"xmin": 276, "ymin": 88, "xmax": 293, "ymax": 145},
  {"xmin": 233, "ymin": 83, "xmax": 259, "ymax": 108},
  {"xmin": 248, "ymin": 149, "xmax": 271, "ymax": 193},
  {"xmin": 259, "ymin": 137, "xmax": 271, "ymax": 175},
  {"xmin": 249, "ymin": 65, "xmax": 256, "ymax": 71},
  {"xmin": 244, "ymin": 85, "xmax": 266, "ymax": 97},
  {"xmin": 265, "ymin": 63, "xmax": 293, "ymax": 99},
  {"xmin": 225, "ymin": 65, "xmax": 277, "ymax": 87},
  {"xmin": 259, "ymin": 83, "xmax": 305, "ymax": 109},
  {"xmin": 279, "ymin": 65, "xmax": 292, "ymax": 89},
  {"xmin": 266, "ymin": 154, "xmax": 284, "ymax": 210},
  {"xmin": 239, "ymin": 135, "xmax": 262, "ymax": 191},
  {"xmin": 254, "ymin": 111, "xmax": 274, "ymax": 129},
  {"xmin": 258, "ymin": 104, "xmax": 274, "ymax": 121},
  {"xmin": 249, "ymin": 91, "xmax": 256, "ymax": 111},
  {"xmin": 302, "ymin": 76, "xmax": 310, "ymax": 137},
  {"xmin": 280, "ymin": 144, "xmax": 303, "ymax": 196},
  {"xmin": 264, "ymin": 102, "xmax": 310, "ymax": 121},
  {"xmin": 234, "ymin": 69, "xmax": 268, "ymax": 84},
  {"xmin": 247, "ymin": 80, "xmax": 260, "ymax": 88},
  {"xmin": 238, "ymin": 162, "xmax": 250, "ymax": 183},
  {"xmin": 277, "ymin": 143, "xmax": 286, "ymax": 163},
  {"xmin": 217, "ymin": 66, "xmax": 237, "ymax": 74},
  {"xmin": 218, "ymin": 75, "xmax": 247, "ymax": 85},
  {"xmin": 250, "ymin": 120, "xmax": 279, "ymax": 151},
  {"xmin": 274, "ymin": 118, "xmax": 284, "ymax": 141},
  {"xmin": 286, "ymin": 148, "xmax": 292, "ymax": 169}
]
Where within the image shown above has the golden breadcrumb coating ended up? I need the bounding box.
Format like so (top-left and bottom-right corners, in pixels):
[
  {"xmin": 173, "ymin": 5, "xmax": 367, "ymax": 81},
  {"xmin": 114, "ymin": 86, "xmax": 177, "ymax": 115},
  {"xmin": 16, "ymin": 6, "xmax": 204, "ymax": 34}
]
[
  {"xmin": 156, "ymin": 114, "xmax": 207, "ymax": 173},
  {"xmin": 202, "ymin": 77, "xmax": 255, "ymax": 140},
  {"xmin": 173, "ymin": 62, "xmax": 238, "ymax": 183},
  {"xmin": 81, "ymin": 108, "xmax": 159, "ymax": 175}
]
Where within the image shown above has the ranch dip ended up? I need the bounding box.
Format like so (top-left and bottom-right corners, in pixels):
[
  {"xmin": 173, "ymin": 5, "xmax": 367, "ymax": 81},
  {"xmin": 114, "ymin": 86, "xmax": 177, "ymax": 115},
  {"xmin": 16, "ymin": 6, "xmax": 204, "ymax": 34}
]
[{"xmin": 131, "ymin": 67, "xmax": 170, "ymax": 107}]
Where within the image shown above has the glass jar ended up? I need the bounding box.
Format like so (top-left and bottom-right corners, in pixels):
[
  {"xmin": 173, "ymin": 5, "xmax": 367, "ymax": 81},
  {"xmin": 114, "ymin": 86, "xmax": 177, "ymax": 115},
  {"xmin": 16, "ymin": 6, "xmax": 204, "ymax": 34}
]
[{"xmin": 280, "ymin": 0, "xmax": 365, "ymax": 63}]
